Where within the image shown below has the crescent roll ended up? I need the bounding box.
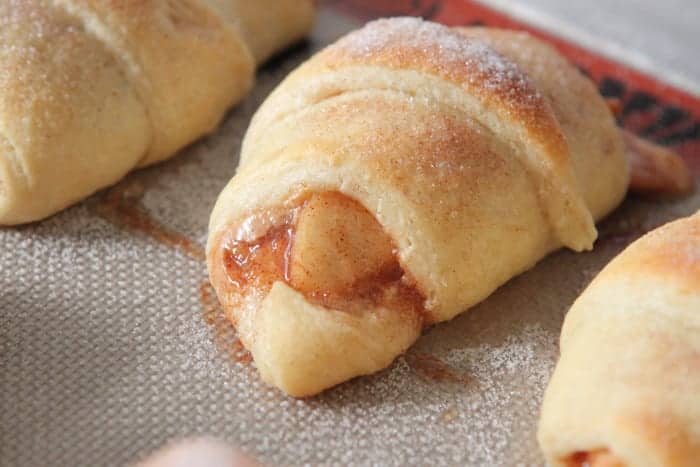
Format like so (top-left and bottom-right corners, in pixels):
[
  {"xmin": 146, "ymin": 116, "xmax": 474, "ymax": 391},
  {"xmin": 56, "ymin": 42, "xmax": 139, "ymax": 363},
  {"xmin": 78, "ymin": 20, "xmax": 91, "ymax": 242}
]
[
  {"xmin": 538, "ymin": 211, "xmax": 700, "ymax": 467},
  {"xmin": 206, "ymin": 17, "xmax": 631, "ymax": 397},
  {"xmin": 0, "ymin": 0, "xmax": 314, "ymax": 225}
]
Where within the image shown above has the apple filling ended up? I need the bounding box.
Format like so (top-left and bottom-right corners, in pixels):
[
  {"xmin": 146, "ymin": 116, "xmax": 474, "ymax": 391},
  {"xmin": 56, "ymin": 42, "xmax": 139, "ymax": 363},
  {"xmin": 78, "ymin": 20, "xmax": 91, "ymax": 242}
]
[
  {"xmin": 221, "ymin": 191, "xmax": 426, "ymax": 319},
  {"xmin": 565, "ymin": 449, "xmax": 625, "ymax": 467}
]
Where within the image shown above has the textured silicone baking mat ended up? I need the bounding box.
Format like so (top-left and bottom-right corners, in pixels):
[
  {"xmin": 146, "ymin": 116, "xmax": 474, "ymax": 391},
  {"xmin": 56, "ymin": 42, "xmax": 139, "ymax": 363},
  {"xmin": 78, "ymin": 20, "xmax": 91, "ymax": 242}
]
[{"xmin": 1, "ymin": 2, "xmax": 699, "ymax": 466}]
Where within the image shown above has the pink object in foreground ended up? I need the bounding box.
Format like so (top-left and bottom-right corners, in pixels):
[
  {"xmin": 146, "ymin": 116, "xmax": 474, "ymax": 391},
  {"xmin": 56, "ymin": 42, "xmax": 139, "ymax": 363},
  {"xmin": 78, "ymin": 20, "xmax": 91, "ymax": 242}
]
[{"xmin": 134, "ymin": 438, "xmax": 260, "ymax": 467}]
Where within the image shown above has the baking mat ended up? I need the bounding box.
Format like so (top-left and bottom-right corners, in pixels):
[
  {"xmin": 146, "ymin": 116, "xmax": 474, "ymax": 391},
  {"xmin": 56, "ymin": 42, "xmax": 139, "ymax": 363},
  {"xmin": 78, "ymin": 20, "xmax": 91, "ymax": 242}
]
[{"xmin": 1, "ymin": 2, "xmax": 699, "ymax": 466}]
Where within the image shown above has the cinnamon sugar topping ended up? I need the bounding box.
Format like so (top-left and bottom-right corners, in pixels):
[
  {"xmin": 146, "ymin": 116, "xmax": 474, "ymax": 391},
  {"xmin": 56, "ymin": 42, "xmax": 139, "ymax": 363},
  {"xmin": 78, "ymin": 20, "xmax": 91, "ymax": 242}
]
[{"xmin": 333, "ymin": 17, "xmax": 538, "ymax": 103}]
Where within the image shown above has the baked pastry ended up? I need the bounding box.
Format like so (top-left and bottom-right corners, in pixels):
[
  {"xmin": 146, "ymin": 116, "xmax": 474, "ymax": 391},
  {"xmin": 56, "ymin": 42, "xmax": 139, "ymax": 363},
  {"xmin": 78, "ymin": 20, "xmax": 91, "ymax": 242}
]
[
  {"xmin": 623, "ymin": 129, "xmax": 693, "ymax": 195},
  {"xmin": 538, "ymin": 211, "xmax": 700, "ymax": 466},
  {"xmin": 206, "ymin": 17, "xmax": 688, "ymax": 397},
  {"xmin": 0, "ymin": 0, "xmax": 314, "ymax": 225}
]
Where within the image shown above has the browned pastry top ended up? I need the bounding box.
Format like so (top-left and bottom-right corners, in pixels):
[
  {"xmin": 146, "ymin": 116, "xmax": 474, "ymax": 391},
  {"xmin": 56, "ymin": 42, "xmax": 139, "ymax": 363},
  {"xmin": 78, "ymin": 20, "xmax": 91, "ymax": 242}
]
[{"xmin": 321, "ymin": 18, "xmax": 569, "ymax": 170}]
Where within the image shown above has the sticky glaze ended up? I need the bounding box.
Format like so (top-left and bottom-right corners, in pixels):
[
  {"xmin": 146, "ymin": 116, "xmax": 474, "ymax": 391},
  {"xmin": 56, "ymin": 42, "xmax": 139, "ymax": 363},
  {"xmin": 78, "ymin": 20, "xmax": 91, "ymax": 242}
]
[
  {"xmin": 220, "ymin": 191, "xmax": 426, "ymax": 320},
  {"xmin": 565, "ymin": 449, "xmax": 625, "ymax": 467}
]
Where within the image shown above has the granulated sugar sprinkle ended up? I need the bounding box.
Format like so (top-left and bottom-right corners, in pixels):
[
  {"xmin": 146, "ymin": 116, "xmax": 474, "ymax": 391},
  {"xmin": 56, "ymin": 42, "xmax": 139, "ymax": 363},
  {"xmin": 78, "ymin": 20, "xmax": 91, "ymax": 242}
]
[{"xmin": 335, "ymin": 17, "xmax": 534, "ymax": 94}]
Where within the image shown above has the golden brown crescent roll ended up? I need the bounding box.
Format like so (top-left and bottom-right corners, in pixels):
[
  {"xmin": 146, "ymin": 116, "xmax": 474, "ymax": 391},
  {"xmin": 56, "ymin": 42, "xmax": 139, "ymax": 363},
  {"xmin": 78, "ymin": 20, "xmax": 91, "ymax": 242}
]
[
  {"xmin": 0, "ymin": 0, "xmax": 314, "ymax": 225},
  {"xmin": 207, "ymin": 17, "xmax": 633, "ymax": 397},
  {"xmin": 538, "ymin": 211, "xmax": 700, "ymax": 467}
]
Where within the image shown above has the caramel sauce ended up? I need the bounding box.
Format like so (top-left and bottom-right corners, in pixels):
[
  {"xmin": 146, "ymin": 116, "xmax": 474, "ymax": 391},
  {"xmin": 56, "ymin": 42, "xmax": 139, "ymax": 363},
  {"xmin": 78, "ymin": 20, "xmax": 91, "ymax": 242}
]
[
  {"xmin": 565, "ymin": 450, "xmax": 625, "ymax": 467},
  {"xmin": 92, "ymin": 178, "xmax": 251, "ymax": 364},
  {"xmin": 220, "ymin": 192, "xmax": 426, "ymax": 322},
  {"xmin": 94, "ymin": 179, "xmax": 205, "ymax": 261},
  {"xmin": 223, "ymin": 223, "xmax": 294, "ymax": 290},
  {"xmin": 405, "ymin": 352, "xmax": 470, "ymax": 384}
]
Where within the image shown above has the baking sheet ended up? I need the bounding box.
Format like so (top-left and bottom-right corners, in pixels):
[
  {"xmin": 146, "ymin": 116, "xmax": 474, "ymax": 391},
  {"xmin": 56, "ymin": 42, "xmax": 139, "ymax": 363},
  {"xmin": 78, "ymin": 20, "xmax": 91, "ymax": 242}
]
[{"xmin": 2, "ymin": 3, "xmax": 699, "ymax": 466}]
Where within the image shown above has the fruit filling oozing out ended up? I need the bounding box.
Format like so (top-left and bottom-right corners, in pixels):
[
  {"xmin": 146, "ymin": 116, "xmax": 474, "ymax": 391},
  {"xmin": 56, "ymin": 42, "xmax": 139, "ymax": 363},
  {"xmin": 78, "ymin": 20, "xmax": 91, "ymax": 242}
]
[
  {"xmin": 221, "ymin": 191, "xmax": 426, "ymax": 318},
  {"xmin": 564, "ymin": 449, "xmax": 625, "ymax": 467}
]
